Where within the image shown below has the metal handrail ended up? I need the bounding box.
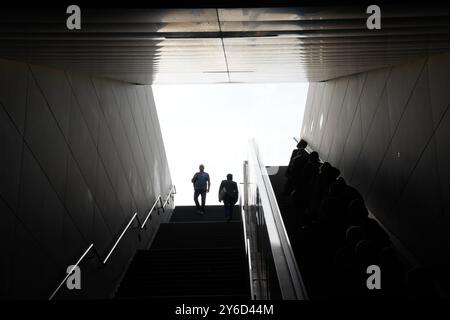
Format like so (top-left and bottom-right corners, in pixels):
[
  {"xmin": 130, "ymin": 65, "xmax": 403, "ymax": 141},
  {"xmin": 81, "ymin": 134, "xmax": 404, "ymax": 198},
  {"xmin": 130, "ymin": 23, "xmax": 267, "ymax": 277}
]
[
  {"xmin": 49, "ymin": 185, "xmax": 176, "ymax": 300},
  {"xmin": 141, "ymin": 195, "xmax": 161, "ymax": 229},
  {"xmin": 49, "ymin": 243, "xmax": 94, "ymax": 300},
  {"xmin": 239, "ymin": 182, "xmax": 254, "ymax": 300},
  {"xmin": 103, "ymin": 212, "xmax": 139, "ymax": 264}
]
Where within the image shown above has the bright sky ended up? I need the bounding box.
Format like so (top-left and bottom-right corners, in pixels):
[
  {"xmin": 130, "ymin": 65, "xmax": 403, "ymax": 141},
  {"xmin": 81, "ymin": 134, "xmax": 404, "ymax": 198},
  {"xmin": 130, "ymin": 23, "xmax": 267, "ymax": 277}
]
[{"xmin": 152, "ymin": 83, "xmax": 309, "ymax": 205}]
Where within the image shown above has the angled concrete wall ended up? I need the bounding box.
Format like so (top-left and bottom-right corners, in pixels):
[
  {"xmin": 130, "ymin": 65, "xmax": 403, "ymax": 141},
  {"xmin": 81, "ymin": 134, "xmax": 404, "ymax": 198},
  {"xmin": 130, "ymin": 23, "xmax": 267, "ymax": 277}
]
[
  {"xmin": 0, "ymin": 58, "xmax": 172, "ymax": 299},
  {"xmin": 301, "ymin": 52, "xmax": 450, "ymax": 293}
]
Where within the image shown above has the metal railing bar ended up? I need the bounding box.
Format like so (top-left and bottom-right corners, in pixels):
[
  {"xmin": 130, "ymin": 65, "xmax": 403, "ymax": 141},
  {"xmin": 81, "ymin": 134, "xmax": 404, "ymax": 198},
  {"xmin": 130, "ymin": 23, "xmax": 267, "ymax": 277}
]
[
  {"xmin": 49, "ymin": 185, "xmax": 176, "ymax": 299},
  {"xmin": 162, "ymin": 194, "xmax": 171, "ymax": 209},
  {"xmin": 103, "ymin": 212, "xmax": 138, "ymax": 264},
  {"xmin": 141, "ymin": 195, "xmax": 161, "ymax": 229},
  {"xmin": 49, "ymin": 243, "xmax": 94, "ymax": 300},
  {"xmin": 159, "ymin": 196, "xmax": 164, "ymax": 213},
  {"xmin": 247, "ymin": 237, "xmax": 254, "ymax": 300},
  {"xmin": 162, "ymin": 185, "xmax": 176, "ymax": 209}
]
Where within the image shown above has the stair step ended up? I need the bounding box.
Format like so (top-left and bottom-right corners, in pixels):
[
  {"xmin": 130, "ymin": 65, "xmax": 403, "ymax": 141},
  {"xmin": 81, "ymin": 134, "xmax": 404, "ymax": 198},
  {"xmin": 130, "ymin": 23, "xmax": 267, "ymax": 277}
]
[
  {"xmin": 150, "ymin": 223, "xmax": 244, "ymax": 250},
  {"xmin": 115, "ymin": 206, "xmax": 250, "ymax": 299},
  {"xmin": 124, "ymin": 268, "xmax": 246, "ymax": 277},
  {"xmin": 119, "ymin": 280, "xmax": 247, "ymax": 289},
  {"xmin": 116, "ymin": 294, "xmax": 249, "ymax": 300},
  {"xmin": 116, "ymin": 290, "xmax": 250, "ymax": 299},
  {"xmin": 169, "ymin": 205, "xmax": 242, "ymax": 223}
]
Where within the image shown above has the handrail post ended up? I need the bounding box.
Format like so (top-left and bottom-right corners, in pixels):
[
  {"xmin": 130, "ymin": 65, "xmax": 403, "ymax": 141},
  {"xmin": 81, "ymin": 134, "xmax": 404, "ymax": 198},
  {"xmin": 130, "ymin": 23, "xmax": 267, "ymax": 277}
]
[
  {"xmin": 243, "ymin": 161, "xmax": 249, "ymax": 211},
  {"xmin": 159, "ymin": 196, "xmax": 164, "ymax": 213}
]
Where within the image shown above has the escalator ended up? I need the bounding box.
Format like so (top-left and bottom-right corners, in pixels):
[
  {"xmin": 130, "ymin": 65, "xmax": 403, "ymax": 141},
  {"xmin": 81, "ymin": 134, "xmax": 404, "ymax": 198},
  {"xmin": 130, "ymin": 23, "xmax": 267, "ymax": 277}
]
[
  {"xmin": 266, "ymin": 143, "xmax": 425, "ymax": 299},
  {"xmin": 266, "ymin": 166, "xmax": 298, "ymax": 249}
]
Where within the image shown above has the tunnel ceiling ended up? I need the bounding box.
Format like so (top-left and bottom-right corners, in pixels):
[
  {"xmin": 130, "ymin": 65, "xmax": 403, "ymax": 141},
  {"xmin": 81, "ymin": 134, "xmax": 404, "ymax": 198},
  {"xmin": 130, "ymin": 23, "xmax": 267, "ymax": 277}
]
[{"xmin": 1, "ymin": 5, "xmax": 450, "ymax": 84}]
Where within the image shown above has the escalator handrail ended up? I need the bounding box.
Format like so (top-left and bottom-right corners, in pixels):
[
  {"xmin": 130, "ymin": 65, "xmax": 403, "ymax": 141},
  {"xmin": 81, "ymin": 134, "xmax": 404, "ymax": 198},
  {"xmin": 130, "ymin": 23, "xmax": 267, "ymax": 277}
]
[
  {"xmin": 239, "ymin": 181, "xmax": 254, "ymax": 300},
  {"xmin": 248, "ymin": 140, "xmax": 308, "ymax": 300}
]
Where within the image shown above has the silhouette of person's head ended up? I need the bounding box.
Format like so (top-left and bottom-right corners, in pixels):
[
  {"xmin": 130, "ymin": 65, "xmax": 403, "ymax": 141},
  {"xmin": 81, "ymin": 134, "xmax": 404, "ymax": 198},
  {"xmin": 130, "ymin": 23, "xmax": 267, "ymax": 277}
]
[
  {"xmin": 330, "ymin": 176, "xmax": 348, "ymax": 195},
  {"xmin": 297, "ymin": 139, "xmax": 308, "ymax": 149},
  {"xmin": 199, "ymin": 164, "xmax": 205, "ymax": 172},
  {"xmin": 328, "ymin": 166, "xmax": 340, "ymax": 181},
  {"xmin": 309, "ymin": 151, "xmax": 319, "ymax": 163},
  {"xmin": 227, "ymin": 173, "xmax": 233, "ymax": 181},
  {"xmin": 321, "ymin": 162, "xmax": 331, "ymax": 174}
]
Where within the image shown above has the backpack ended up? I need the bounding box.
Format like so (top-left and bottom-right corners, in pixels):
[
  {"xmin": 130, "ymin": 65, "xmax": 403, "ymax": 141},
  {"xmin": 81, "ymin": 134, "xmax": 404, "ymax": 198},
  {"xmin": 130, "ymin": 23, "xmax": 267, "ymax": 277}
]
[
  {"xmin": 223, "ymin": 181, "xmax": 238, "ymax": 203},
  {"xmin": 219, "ymin": 186, "xmax": 227, "ymax": 202}
]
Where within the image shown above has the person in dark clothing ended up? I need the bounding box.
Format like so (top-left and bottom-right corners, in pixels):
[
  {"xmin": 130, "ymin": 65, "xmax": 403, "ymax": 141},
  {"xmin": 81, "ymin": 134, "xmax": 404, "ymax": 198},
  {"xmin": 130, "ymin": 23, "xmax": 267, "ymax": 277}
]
[
  {"xmin": 291, "ymin": 150, "xmax": 312, "ymax": 192},
  {"xmin": 333, "ymin": 226, "xmax": 365, "ymax": 298},
  {"xmin": 284, "ymin": 139, "xmax": 308, "ymax": 195},
  {"xmin": 295, "ymin": 152, "xmax": 321, "ymax": 202},
  {"xmin": 287, "ymin": 139, "xmax": 308, "ymax": 175},
  {"xmin": 316, "ymin": 196, "xmax": 347, "ymax": 239},
  {"xmin": 309, "ymin": 163, "xmax": 340, "ymax": 219},
  {"xmin": 335, "ymin": 226, "xmax": 365, "ymax": 269},
  {"xmin": 300, "ymin": 152, "xmax": 321, "ymax": 188},
  {"xmin": 330, "ymin": 177, "xmax": 364, "ymax": 209},
  {"xmin": 191, "ymin": 164, "xmax": 210, "ymax": 215},
  {"xmin": 219, "ymin": 174, "xmax": 239, "ymax": 222},
  {"xmin": 290, "ymin": 151, "xmax": 322, "ymax": 227}
]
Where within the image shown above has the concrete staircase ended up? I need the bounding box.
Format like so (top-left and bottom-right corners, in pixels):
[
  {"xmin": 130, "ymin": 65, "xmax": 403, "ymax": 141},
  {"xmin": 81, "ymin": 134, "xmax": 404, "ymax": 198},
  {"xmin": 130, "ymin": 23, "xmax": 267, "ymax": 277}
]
[{"xmin": 115, "ymin": 205, "xmax": 250, "ymax": 299}]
